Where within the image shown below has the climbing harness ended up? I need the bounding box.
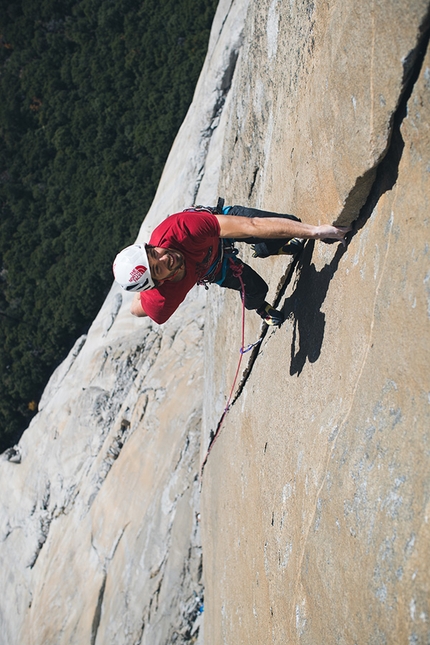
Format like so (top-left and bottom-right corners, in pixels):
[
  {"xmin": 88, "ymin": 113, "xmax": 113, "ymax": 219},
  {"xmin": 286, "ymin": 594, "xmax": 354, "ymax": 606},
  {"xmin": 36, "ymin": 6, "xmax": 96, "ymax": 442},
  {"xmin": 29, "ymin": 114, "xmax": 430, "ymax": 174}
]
[{"xmin": 197, "ymin": 238, "xmax": 236, "ymax": 288}]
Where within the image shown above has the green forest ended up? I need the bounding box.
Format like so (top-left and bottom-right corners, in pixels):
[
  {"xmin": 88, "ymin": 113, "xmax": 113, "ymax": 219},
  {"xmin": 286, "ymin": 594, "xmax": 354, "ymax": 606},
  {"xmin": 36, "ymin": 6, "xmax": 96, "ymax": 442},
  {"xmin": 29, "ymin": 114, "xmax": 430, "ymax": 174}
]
[{"xmin": 0, "ymin": 0, "xmax": 218, "ymax": 451}]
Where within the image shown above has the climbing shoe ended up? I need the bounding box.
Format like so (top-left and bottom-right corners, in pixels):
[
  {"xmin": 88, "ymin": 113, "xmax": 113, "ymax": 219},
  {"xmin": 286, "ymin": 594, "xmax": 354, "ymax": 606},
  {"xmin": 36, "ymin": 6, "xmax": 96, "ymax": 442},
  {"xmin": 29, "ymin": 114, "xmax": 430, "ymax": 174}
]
[
  {"xmin": 252, "ymin": 238, "xmax": 304, "ymax": 258},
  {"xmin": 278, "ymin": 238, "xmax": 305, "ymax": 255},
  {"xmin": 256, "ymin": 302, "xmax": 284, "ymax": 326},
  {"xmin": 252, "ymin": 242, "xmax": 275, "ymax": 258}
]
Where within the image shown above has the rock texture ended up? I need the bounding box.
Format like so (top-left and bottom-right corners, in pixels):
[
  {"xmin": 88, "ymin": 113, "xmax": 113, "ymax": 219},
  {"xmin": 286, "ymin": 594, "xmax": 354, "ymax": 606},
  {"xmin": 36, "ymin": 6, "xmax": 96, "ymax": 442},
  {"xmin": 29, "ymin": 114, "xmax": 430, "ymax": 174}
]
[
  {"xmin": 0, "ymin": 1, "xmax": 249, "ymax": 643},
  {"xmin": 0, "ymin": 297, "xmax": 206, "ymax": 645},
  {"xmin": 201, "ymin": 1, "xmax": 430, "ymax": 644},
  {"xmin": 1, "ymin": 0, "xmax": 430, "ymax": 644}
]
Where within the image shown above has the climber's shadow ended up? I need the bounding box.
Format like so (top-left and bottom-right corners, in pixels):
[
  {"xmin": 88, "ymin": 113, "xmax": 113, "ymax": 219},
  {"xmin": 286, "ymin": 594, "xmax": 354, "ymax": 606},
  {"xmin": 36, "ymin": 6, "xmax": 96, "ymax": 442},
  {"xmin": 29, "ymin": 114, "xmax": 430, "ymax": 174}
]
[{"xmin": 281, "ymin": 240, "xmax": 347, "ymax": 376}]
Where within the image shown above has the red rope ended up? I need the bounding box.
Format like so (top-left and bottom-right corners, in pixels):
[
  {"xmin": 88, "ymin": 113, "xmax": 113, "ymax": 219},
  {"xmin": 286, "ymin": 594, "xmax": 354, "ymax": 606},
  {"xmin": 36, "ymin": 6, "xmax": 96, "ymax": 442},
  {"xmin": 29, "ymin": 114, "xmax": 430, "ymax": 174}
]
[{"xmin": 200, "ymin": 259, "xmax": 246, "ymax": 479}]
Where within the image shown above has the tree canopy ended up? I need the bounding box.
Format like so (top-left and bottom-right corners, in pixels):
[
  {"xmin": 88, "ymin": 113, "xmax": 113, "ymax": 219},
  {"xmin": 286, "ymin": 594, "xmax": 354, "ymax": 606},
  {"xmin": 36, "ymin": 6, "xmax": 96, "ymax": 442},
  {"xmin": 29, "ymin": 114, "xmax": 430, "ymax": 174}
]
[{"xmin": 0, "ymin": 0, "xmax": 217, "ymax": 451}]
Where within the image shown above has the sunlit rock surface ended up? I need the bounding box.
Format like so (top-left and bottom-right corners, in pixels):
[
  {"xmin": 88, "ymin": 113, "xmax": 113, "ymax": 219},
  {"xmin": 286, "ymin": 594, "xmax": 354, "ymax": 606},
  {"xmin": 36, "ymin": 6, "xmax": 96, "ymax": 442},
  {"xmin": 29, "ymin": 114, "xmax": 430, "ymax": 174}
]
[
  {"xmin": 201, "ymin": 0, "xmax": 430, "ymax": 644},
  {"xmin": 0, "ymin": 1, "xmax": 249, "ymax": 643},
  {"xmin": 1, "ymin": 0, "xmax": 430, "ymax": 643}
]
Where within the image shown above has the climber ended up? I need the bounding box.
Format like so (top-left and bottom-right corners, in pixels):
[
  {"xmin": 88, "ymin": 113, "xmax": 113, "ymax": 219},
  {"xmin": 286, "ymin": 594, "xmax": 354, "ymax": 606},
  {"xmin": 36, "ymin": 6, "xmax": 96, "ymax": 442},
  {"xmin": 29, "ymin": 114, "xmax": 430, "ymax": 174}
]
[{"xmin": 113, "ymin": 202, "xmax": 351, "ymax": 326}]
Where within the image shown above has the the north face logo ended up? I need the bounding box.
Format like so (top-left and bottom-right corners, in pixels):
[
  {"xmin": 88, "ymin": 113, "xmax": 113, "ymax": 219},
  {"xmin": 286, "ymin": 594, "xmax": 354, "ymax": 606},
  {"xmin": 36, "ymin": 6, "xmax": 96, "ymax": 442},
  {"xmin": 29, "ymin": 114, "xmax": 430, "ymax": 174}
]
[{"xmin": 129, "ymin": 265, "xmax": 147, "ymax": 282}]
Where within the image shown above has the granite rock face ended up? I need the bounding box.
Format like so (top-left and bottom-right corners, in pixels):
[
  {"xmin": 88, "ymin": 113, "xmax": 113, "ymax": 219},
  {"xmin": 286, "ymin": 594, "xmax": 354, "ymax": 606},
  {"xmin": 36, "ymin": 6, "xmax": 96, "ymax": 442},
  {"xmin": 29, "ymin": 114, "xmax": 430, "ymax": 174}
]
[
  {"xmin": 201, "ymin": 0, "xmax": 430, "ymax": 644},
  {"xmin": 0, "ymin": 298, "xmax": 207, "ymax": 645},
  {"xmin": 1, "ymin": 0, "xmax": 429, "ymax": 644},
  {"xmin": 0, "ymin": 1, "xmax": 249, "ymax": 643}
]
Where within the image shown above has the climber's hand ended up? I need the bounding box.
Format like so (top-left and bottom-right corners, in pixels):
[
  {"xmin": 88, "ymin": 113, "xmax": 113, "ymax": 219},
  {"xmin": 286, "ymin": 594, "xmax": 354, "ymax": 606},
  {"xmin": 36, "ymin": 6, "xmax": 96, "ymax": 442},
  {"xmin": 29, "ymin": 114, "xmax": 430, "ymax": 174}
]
[{"xmin": 315, "ymin": 224, "xmax": 352, "ymax": 245}]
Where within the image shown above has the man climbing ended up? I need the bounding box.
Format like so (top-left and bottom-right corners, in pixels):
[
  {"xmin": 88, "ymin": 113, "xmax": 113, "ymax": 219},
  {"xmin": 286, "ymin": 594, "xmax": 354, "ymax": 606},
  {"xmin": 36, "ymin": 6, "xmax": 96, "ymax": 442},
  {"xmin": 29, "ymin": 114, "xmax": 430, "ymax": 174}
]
[{"xmin": 113, "ymin": 202, "xmax": 351, "ymax": 326}]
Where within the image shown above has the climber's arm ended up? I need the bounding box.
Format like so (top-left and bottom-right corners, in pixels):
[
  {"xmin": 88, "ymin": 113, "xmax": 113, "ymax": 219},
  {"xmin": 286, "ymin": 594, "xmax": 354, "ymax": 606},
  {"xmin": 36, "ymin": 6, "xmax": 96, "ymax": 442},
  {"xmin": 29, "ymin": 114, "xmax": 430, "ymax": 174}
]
[{"xmin": 215, "ymin": 215, "xmax": 351, "ymax": 242}]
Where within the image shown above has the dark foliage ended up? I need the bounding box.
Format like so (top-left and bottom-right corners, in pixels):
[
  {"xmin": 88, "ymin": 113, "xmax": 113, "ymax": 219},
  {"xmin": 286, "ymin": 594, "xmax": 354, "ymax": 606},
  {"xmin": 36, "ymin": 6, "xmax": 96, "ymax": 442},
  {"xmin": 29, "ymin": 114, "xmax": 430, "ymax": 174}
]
[{"xmin": 0, "ymin": 0, "xmax": 217, "ymax": 451}]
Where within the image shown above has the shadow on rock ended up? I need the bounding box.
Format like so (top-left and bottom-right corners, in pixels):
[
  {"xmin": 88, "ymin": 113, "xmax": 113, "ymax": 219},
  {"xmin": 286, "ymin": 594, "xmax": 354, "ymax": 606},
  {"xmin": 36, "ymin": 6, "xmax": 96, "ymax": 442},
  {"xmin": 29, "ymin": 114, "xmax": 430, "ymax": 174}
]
[
  {"xmin": 344, "ymin": 18, "xmax": 429, "ymax": 237},
  {"xmin": 282, "ymin": 240, "xmax": 347, "ymax": 376}
]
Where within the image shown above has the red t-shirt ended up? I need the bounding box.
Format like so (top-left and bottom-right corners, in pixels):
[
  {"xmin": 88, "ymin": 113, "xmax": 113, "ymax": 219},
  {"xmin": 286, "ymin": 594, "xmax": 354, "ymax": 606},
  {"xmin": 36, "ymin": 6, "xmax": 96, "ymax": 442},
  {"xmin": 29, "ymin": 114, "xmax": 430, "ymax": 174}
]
[{"xmin": 140, "ymin": 210, "xmax": 220, "ymax": 324}]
